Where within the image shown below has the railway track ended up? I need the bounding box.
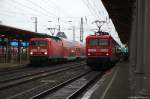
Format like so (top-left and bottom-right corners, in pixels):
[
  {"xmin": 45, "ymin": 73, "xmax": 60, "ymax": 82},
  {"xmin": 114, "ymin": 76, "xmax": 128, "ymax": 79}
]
[
  {"xmin": 31, "ymin": 71, "xmax": 101, "ymax": 99},
  {"xmin": 0, "ymin": 65, "xmax": 28, "ymax": 76},
  {"xmin": 0, "ymin": 61, "xmax": 85, "ymax": 83},
  {"xmin": 0, "ymin": 61, "xmax": 86, "ymax": 90},
  {"xmin": 0, "ymin": 62, "xmax": 89, "ymax": 99},
  {"xmin": 0, "ymin": 61, "xmax": 81, "ymax": 76}
]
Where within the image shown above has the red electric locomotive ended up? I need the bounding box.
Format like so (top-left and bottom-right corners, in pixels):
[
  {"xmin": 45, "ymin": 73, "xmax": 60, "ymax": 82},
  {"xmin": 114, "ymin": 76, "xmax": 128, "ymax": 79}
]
[
  {"xmin": 29, "ymin": 36, "xmax": 85, "ymax": 65},
  {"xmin": 29, "ymin": 37, "xmax": 64, "ymax": 64},
  {"xmin": 86, "ymin": 32, "xmax": 121, "ymax": 70}
]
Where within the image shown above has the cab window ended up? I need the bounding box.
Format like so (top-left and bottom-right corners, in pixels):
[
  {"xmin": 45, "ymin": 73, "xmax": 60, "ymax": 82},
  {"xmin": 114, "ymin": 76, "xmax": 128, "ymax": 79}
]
[
  {"xmin": 89, "ymin": 38, "xmax": 108, "ymax": 46},
  {"xmin": 30, "ymin": 40, "xmax": 47, "ymax": 46},
  {"xmin": 89, "ymin": 39, "xmax": 98, "ymax": 46}
]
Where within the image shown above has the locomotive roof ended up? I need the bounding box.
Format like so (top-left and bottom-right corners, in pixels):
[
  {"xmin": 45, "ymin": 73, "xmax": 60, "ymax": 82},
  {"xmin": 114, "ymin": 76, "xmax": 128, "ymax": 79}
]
[
  {"xmin": 86, "ymin": 35, "xmax": 112, "ymax": 39},
  {"xmin": 30, "ymin": 36, "xmax": 62, "ymax": 41},
  {"xmin": 86, "ymin": 35, "xmax": 121, "ymax": 47}
]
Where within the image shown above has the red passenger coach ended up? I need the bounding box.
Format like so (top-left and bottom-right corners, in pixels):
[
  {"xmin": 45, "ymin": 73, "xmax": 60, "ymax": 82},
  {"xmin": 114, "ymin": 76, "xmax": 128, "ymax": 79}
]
[
  {"xmin": 61, "ymin": 39, "xmax": 76, "ymax": 61},
  {"xmin": 86, "ymin": 32, "xmax": 121, "ymax": 70},
  {"xmin": 74, "ymin": 41, "xmax": 86, "ymax": 59}
]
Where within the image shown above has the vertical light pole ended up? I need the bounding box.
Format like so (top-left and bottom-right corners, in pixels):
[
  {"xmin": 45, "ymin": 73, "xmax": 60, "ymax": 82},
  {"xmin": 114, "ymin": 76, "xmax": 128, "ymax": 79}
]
[
  {"xmin": 31, "ymin": 17, "xmax": 37, "ymax": 33},
  {"xmin": 73, "ymin": 26, "xmax": 75, "ymax": 41},
  {"xmin": 58, "ymin": 18, "xmax": 60, "ymax": 32},
  {"xmin": 80, "ymin": 17, "xmax": 84, "ymax": 42},
  {"xmin": 68, "ymin": 21, "xmax": 75, "ymax": 41}
]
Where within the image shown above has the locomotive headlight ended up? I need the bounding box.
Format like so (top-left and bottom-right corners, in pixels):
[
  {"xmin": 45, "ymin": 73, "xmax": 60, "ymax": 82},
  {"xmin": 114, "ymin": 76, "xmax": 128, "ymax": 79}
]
[
  {"xmin": 44, "ymin": 52, "xmax": 48, "ymax": 55},
  {"xmin": 71, "ymin": 50, "xmax": 75, "ymax": 53},
  {"xmin": 88, "ymin": 49, "xmax": 96, "ymax": 52},
  {"xmin": 30, "ymin": 52, "xmax": 33, "ymax": 55},
  {"xmin": 106, "ymin": 53, "xmax": 109, "ymax": 56},
  {"xmin": 88, "ymin": 53, "xmax": 91, "ymax": 55}
]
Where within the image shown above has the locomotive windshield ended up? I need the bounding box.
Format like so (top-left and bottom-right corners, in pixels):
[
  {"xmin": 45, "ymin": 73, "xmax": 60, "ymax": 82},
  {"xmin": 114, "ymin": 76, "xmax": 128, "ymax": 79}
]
[
  {"xmin": 89, "ymin": 39, "xmax": 98, "ymax": 46},
  {"xmin": 30, "ymin": 40, "xmax": 47, "ymax": 46},
  {"xmin": 99, "ymin": 39, "xmax": 109, "ymax": 46},
  {"xmin": 89, "ymin": 38, "xmax": 108, "ymax": 46}
]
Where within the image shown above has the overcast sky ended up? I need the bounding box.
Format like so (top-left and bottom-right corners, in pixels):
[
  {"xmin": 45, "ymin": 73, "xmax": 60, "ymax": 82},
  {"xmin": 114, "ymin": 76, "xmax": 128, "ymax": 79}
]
[{"xmin": 0, "ymin": 0, "xmax": 123, "ymax": 46}]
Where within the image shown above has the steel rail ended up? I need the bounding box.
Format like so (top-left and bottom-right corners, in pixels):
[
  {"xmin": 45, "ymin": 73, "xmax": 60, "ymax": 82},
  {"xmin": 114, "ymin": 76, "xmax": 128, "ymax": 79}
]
[
  {"xmin": 30, "ymin": 70, "xmax": 92, "ymax": 99},
  {"xmin": 0, "ymin": 62, "xmax": 86, "ymax": 90}
]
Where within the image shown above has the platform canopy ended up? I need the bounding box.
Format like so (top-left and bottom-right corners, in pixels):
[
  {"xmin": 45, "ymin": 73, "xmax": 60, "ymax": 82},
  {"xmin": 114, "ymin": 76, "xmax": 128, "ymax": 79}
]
[
  {"xmin": 102, "ymin": 0, "xmax": 135, "ymax": 44},
  {"xmin": 0, "ymin": 24, "xmax": 51, "ymax": 41}
]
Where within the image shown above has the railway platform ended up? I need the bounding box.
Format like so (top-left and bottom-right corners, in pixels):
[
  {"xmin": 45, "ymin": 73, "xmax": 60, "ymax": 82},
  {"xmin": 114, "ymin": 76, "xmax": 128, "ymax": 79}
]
[{"xmin": 88, "ymin": 61, "xmax": 129, "ymax": 99}]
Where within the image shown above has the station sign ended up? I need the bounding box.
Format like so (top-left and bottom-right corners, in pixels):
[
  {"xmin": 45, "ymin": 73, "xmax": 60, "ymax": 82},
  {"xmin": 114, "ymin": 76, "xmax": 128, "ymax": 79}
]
[
  {"xmin": 10, "ymin": 41, "xmax": 29, "ymax": 47},
  {"xmin": 10, "ymin": 41, "xmax": 18, "ymax": 46},
  {"xmin": 22, "ymin": 42, "xmax": 29, "ymax": 47}
]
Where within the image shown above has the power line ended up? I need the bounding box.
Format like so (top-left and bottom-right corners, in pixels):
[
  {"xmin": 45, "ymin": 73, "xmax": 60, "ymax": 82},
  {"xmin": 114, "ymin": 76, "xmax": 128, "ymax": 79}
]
[
  {"xmin": 0, "ymin": 9, "xmax": 37, "ymax": 18},
  {"xmin": 93, "ymin": 0, "xmax": 103, "ymax": 18},
  {"xmin": 11, "ymin": 0, "xmax": 55, "ymax": 18},
  {"xmin": 81, "ymin": 0, "xmax": 99, "ymax": 19},
  {"xmin": 2, "ymin": 1, "xmax": 40, "ymax": 17},
  {"xmin": 87, "ymin": 0, "xmax": 101, "ymax": 18},
  {"xmin": 1, "ymin": 0, "xmax": 102, "ymax": 36},
  {"xmin": 0, "ymin": 11, "xmax": 31, "ymax": 23},
  {"xmin": 26, "ymin": 0, "xmax": 80, "ymax": 29},
  {"xmin": 42, "ymin": 0, "xmax": 72, "ymax": 17},
  {"xmin": 26, "ymin": 0, "xmax": 58, "ymax": 17},
  {"xmin": 94, "ymin": 0, "xmax": 108, "ymax": 20}
]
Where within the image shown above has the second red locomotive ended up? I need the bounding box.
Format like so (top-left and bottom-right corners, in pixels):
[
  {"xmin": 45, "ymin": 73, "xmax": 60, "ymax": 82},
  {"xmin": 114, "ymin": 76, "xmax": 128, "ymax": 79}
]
[
  {"xmin": 29, "ymin": 36, "xmax": 85, "ymax": 65},
  {"xmin": 86, "ymin": 32, "xmax": 121, "ymax": 70}
]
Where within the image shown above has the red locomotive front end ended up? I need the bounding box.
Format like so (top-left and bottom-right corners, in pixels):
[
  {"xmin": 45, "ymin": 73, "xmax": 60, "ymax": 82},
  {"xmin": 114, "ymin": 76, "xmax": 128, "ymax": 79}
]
[
  {"xmin": 86, "ymin": 33, "xmax": 120, "ymax": 70},
  {"xmin": 29, "ymin": 37, "xmax": 64, "ymax": 65}
]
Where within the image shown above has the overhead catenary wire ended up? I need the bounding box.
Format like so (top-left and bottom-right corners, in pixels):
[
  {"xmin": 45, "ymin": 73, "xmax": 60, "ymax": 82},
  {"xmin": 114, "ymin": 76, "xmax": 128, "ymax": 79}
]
[
  {"xmin": 0, "ymin": 1, "xmax": 53, "ymax": 31},
  {"xmin": 0, "ymin": 1, "xmax": 41, "ymax": 18},
  {"xmin": 0, "ymin": 0, "xmax": 122, "ymax": 45},
  {"xmin": 0, "ymin": 9, "xmax": 38, "ymax": 19},
  {"xmin": 87, "ymin": 0, "xmax": 102, "ymax": 19},
  {"xmin": 0, "ymin": 11, "xmax": 33, "ymax": 23},
  {"xmin": 81, "ymin": 0, "xmax": 99, "ymax": 19},
  {"xmin": 8, "ymin": 0, "xmax": 81, "ymax": 24},
  {"xmin": 1, "ymin": 0, "xmax": 85, "ymax": 31},
  {"xmin": 25, "ymin": 0, "xmax": 82, "ymax": 31},
  {"xmin": 93, "ymin": 0, "xmax": 105, "ymax": 19},
  {"xmin": 42, "ymin": 0, "xmax": 72, "ymax": 17},
  {"xmin": 26, "ymin": 0, "xmax": 58, "ymax": 17},
  {"xmin": 80, "ymin": 0, "xmax": 123, "ymax": 46},
  {"xmin": 11, "ymin": 0, "xmax": 56, "ymax": 18},
  {"xmin": 1, "ymin": 0, "xmax": 66, "ymax": 32},
  {"xmin": 80, "ymin": 0, "xmax": 102, "ymax": 34}
]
